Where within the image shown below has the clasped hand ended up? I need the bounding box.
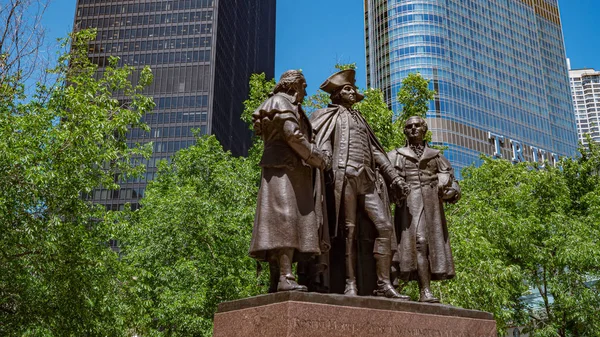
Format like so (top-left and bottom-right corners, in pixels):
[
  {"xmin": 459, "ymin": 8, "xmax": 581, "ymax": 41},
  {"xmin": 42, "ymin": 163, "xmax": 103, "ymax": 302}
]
[{"xmin": 390, "ymin": 177, "xmax": 411, "ymax": 205}]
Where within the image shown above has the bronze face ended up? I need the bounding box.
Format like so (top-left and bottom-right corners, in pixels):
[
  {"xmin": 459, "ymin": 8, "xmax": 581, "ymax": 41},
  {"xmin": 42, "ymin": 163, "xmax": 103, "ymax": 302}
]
[
  {"xmin": 404, "ymin": 117, "xmax": 426, "ymax": 143},
  {"xmin": 296, "ymin": 78, "xmax": 308, "ymax": 104},
  {"xmin": 339, "ymin": 84, "xmax": 357, "ymax": 106}
]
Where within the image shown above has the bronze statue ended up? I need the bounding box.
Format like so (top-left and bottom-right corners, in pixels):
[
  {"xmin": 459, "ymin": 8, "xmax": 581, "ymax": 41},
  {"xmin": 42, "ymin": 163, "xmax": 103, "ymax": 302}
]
[
  {"xmin": 310, "ymin": 69, "xmax": 410, "ymax": 299},
  {"xmin": 388, "ymin": 116, "xmax": 461, "ymax": 302},
  {"xmin": 249, "ymin": 70, "xmax": 329, "ymax": 292}
]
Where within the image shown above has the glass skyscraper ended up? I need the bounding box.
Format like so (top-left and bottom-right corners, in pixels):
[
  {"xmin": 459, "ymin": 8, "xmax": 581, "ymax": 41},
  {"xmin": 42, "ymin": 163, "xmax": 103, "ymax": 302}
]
[
  {"xmin": 74, "ymin": 0, "xmax": 275, "ymax": 210},
  {"xmin": 365, "ymin": 0, "xmax": 578, "ymax": 176},
  {"xmin": 569, "ymin": 68, "xmax": 600, "ymax": 145}
]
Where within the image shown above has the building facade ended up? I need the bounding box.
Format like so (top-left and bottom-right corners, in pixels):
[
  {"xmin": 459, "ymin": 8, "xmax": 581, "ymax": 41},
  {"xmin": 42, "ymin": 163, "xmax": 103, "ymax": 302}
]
[
  {"xmin": 569, "ymin": 68, "xmax": 600, "ymax": 145},
  {"xmin": 74, "ymin": 0, "xmax": 276, "ymax": 210},
  {"xmin": 365, "ymin": 0, "xmax": 578, "ymax": 176}
]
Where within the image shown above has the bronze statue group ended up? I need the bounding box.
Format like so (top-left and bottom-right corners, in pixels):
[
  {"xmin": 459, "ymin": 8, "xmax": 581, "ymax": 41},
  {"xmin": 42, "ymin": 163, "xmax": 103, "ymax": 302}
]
[{"xmin": 249, "ymin": 69, "xmax": 461, "ymax": 303}]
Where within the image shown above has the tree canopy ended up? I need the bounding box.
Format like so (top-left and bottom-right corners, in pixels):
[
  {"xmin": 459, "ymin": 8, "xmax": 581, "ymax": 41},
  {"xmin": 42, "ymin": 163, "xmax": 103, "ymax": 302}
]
[
  {"xmin": 396, "ymin": 72, "xmax": 435, "ymax": 122},
  {"xmin": 1, "ymin": 29, "xmax": 154, "ymax": 336},
  {"xmin": 439, "ymin": 144, "xmax": 600, "ymax": 336},
  {"xmin": 395, "ymin": 72, "xmax": 436, "ymax": 143},
  {"xmin": 113, "ymin": 71, "xmax": 274, "ymax": 336},
  {"xmin": 119, "ymin": 135, "xmax": 263, "ymax": 336}
]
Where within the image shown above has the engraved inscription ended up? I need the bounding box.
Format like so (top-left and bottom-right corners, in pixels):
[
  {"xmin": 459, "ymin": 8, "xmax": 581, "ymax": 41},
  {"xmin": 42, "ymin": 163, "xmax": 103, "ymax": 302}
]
[
  {"xmin": 290, "ymin": 317, "xmax": 357, "ymax": 333},
  {"xmin": 289, "ymin": 317, "xmax": 490, "ymax": 337}
]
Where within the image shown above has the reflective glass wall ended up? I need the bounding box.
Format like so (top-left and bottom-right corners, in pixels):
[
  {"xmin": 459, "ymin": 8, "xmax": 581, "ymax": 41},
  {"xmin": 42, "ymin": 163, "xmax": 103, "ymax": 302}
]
[{"xmin": 365, "ymin": 0, "xmax": 577, "ymax": 177}]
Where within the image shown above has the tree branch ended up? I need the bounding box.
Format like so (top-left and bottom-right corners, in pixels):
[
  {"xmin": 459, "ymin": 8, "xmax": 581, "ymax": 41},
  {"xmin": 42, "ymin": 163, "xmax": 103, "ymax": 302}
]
[{"xmin": 0, "ymin": 0, "xmax": 21, "ymax": 55}]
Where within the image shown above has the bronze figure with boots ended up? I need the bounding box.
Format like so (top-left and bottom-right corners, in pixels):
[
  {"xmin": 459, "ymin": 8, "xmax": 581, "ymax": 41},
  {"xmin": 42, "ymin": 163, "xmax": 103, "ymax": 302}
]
[
  {"xmin": 311, "ymin": 69, "xmax": 410, "ymax": 299},
  {"xmin": 388, "ymin": 116, "xmax": 461, "ymax": 302},
  {"xmin": 249, "ymin": 70, "xmax": 330, "ymax": 292}
]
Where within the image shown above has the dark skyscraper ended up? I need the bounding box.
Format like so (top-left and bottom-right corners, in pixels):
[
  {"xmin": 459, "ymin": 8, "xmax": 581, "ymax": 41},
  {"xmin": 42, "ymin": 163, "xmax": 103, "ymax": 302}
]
[{"xmin": 74, "ymin": 0, "xmax": 275, "ymax": 210}]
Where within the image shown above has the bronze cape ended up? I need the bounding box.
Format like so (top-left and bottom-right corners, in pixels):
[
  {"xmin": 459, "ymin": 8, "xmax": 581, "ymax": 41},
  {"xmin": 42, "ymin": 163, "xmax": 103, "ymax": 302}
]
[
  {"xmin": 306, "ymin": 104, "xmax": 397, "ymax": 294},
  {"xmin": 249, "ymin": 93, "xmax": 328, "ymax": 262}
]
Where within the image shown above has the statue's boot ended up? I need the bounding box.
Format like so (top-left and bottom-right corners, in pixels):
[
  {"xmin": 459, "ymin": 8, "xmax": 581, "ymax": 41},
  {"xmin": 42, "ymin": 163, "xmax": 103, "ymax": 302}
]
[
  {"xmin": 344, "ymin": 236, "xmax": 358, "ymax": 296},
  {"xmin": 276, "ymin": 248, "xmax": 307, "ymax": 292},
  {"xmin": 372, "ymin": 239, "xmax": 410, "ymax": 300},
  {"xmin": 344, "ymin": 279, "xmax": 358, "ymax": 296},
  {"xmin": 416, "ymin": 241, "xmax": 440, "ymax": 303},
  {"xmin": 277, "ymin": 274, "xmax": 308, "ymax": 292},
  {"xmin": 419, "ymin": 287, "xmax": 439, "ymax": 303}
]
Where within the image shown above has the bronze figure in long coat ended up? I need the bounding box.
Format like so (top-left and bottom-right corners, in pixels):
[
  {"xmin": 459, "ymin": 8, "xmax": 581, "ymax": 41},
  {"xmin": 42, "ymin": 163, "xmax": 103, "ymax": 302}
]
[
  {"xmin": 249, "ymin": 70, "xmax": 329, "ymax": 292},
  {"xmin": 310, "ymin": 69, "xmax": 409, "ymax": 298},
  {"xmin": 388, "ymin": 116, "xmax": 461, "ymax": 302}
]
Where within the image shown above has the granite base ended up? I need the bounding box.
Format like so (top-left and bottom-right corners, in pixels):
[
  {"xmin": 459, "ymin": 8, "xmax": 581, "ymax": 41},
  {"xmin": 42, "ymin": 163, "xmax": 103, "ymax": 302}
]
[{"xmin": 213, "ymin": 292, "xmax": 496, "ymax": 337}]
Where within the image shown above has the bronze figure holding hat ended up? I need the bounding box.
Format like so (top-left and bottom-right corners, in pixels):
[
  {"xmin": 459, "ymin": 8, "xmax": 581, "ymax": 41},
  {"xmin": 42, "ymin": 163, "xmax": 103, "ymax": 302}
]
[
  {"xmin": 310, "ymin": 69, "xmax": 411, "ymax": 298},
  {"xmin": 388, "ymin": 116, "xmax": 460, "ymax": 302},
  {"xmin": 249, "ymin": 70, "xmax": 330, "ymax": 292}
]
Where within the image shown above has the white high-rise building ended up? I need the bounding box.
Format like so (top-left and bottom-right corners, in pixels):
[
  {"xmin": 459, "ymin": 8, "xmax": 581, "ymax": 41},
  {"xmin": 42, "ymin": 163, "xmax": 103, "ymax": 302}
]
[{"xmin": 569, "ymin": 68, "xmax": 600, "ymax": 145}]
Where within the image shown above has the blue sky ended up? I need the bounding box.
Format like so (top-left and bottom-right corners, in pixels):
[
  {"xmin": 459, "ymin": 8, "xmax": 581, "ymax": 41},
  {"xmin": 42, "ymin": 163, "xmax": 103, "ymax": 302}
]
[{"xmin": 42, "ymin": 0, "xmax": 600, "ymax": 96}]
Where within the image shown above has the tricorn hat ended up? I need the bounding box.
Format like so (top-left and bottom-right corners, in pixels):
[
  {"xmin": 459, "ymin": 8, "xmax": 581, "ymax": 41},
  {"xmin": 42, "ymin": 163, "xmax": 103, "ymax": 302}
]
[{"xmin": 319, "ymin": 69, "xmax": 364, "ymax": 102}]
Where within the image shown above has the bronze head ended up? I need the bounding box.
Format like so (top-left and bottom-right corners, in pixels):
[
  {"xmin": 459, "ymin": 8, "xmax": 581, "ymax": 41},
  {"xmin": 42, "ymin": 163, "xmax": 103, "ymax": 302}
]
[
  {"xmin": 404, "ymin": 116, "xmax": 428, "ymax": 144},
  {"xmin": 274, "ymin": 70, "xmax": 307, "ymax": 104},
  {"xmin": 320, "ymin": 69, "xmax": 364, "ymax": 107}
]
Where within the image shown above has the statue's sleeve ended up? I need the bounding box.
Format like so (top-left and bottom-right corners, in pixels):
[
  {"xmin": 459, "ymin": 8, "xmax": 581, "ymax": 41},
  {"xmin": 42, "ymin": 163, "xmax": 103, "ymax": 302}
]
[
  {"xmin": 279, "ymin": 112, "xmax": 325, "ymax": 169},
  {"xmin": 310, "ymin": 108, "xmax": 335, "ymax": 170},
  {"xmin": 371, "ymin": 146, "xmax": 400, "ymax": 184},
  {"xmin": 437, "ymin": 155, "xmax": 453, "ymax": 174},
  {"xmin": 373, "ymin": 144, "xmax": 401, "ymax": 184}
]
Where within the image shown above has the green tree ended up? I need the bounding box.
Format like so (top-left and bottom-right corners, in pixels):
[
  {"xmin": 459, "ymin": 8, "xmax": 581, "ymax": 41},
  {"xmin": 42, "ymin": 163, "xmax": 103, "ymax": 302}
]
[
  {"xmin": 303, "ymin": 89, "xmax": 330, "ymax": 114},
  {"xmin": 356, "ymin": 87, "xmax": 403, "ymax": 151},
  {"xmin": 439, "ymin": 147, "xmax": 600, "ymax": 336},
  {"xmin": 334, "ymin": 62, "xmax": 357, "ymax": 71},
  {"xmin": 0, "ymin": 29, "xmax": 154, "ymax": 336},
  {"xmin": 120, "ymin": 136, "xmax": 262, "ymax": 336},
  {"xmin": 396, "ymin": 72, "xmax": 436, "ymax": 143},
  {"xmin": 118, "ymin": 71, "xmax": 274, "ymax": 336},
  {"xmin": 396, "ymin": 72, "xmax": 435, "ymax": 122},
  {"xmin": 241, "ymin": 72, "xmax": 275, "ymax": 166},
  {"xmin": 241, "ymin": 73, "xmax": 275, "ymax": 129}
]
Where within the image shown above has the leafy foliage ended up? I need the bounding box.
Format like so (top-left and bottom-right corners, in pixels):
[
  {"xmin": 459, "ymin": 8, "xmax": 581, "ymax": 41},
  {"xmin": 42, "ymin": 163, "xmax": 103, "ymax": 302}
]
[
  {"xmin": 120, "ymin": 136, "xmax": 262, "ymax": 336},
  {"xmin": 334, "ymin": 63, "xmax": 357, "ymax": 71},
  {"xmin": 303, "ymin": 89, "xmax": 329, "ymax": 115},
  {"xmin": 0, "ymin": 29, "xmax": 154, "ymax": 336},
  {"xmin": 396, "ymin": 72, "xmax": 435, "ymax": 122},
  {"xmin": 355, "ymin": 87, "xmax": 403, "ymax": 151},
  {"xmin": 117, "ymin": 70, "xmax": 274, "ymax": 336},
  {"xmin": 396, "ymin": 72, "xmax": 436, "ymax": 143},
  {"xmin": 241, "ymin": 73, "xmax": 275, "ymax": 129},
  {"xmin": 439, "ymin": 147, "xmax": 600, "ymax": 336}
]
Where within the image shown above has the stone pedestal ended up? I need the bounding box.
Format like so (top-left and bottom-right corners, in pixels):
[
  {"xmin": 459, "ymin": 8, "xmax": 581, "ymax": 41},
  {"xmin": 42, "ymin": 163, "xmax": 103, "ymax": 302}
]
[{"xmin": 213, "ymin": 292, "xmax": 496, "ymax": 337}]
